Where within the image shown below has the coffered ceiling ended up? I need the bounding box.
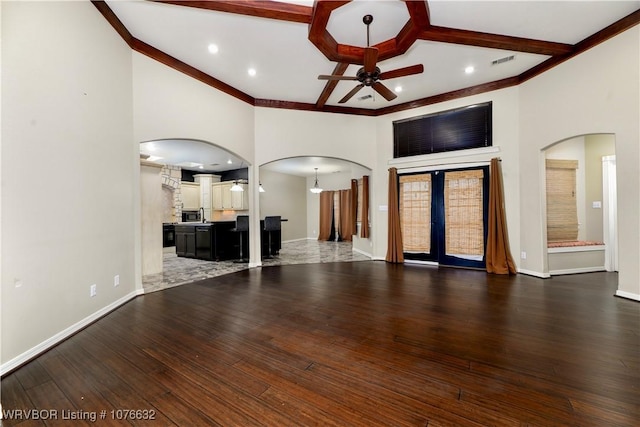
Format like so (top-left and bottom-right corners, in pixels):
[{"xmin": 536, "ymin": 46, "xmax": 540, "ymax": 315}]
[
  {"xmin": 98, "ymin": 1, "xmax": 639, "ymax": 114},
  {"xmin": 103, "ymin": 1, "xmax": 637, "ymax": 175}
]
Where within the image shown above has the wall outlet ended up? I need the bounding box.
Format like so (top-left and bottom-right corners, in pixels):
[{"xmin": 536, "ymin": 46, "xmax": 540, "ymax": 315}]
[
  {"xmin": 114, "ymin": 275, "xmax": 120, "ymax": 287},
  {"xmin": 90, "ymin": 284, "xmax": 97, "ymax": 297},
  {"xmin": 521, "ymin": 251, "xmax": 527, "ymax": 260}
]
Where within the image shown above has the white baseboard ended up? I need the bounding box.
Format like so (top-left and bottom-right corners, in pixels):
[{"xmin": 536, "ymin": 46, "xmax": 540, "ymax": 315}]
[
  {"xmin": 549, "ymin": 266, "xmax": 605, "ymax": 276},
  {"xmin": 352, "ymin": 247, "xmax": 372, "ymax": 258},
  {"xmin": 615, "ymin": 290, "xmax": 640, "ymax": 302},
  {"xmin": 405, "ymin": 259, "xmax": 439, "ymax": 266},
  {"xmin": 518, "ymin": 268, "xmax": 551, "ymax": 278},
  {"xmin": 371, "ymin": 256, "xmax": 386, "ymax": 261},
  {"xmin": 282, "ymin": 237, "xmax": 309, "ymax": 244},
  {"xmin": 0, "ymin": 290, "xmax": 138, "ymax": 376}
]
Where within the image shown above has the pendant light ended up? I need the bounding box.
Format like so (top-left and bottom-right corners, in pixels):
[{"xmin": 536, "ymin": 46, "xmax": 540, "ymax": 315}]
[
  {"xmin": 310, "ymin": 168, "xmax": 323, "ymax": 194},
  {"xmin": 230, "ymin": 180, "xmax": 244, "ymax": 192}
]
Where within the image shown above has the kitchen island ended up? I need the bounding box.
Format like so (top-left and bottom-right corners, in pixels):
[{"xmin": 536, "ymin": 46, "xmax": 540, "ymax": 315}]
[{"xmin": 174, "ymin": 220, "xmax": 282, "ymax": 261}]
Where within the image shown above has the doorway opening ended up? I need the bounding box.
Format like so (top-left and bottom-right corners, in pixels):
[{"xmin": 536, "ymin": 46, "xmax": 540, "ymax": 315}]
[
  {"xmin": 543, "ymin": 134, "xmax": 617, "ymax": 275},
  {"xmin": 399, "ymin": 165, "xmax": 489, "ymax": 269}
]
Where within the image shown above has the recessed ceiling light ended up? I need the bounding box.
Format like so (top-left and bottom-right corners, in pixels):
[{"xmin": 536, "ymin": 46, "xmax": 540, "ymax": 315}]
[
  {"xmin": 394, "ymin": 86, "xmax": 403, "ymax": 93},
  {"xmin": 248, "ymin": 68, "xmax": 257, "ymax": 77},
  {"xmin": 465, "ymin": 66, "xmax": 475, "ymax": 74},
  {"xmin": 227, "ymin": 159, "xmax": 233, "ymax": 164},
  {"xmin": 207, "ymin": 43, "xmax": 219, "ymax": 54}
]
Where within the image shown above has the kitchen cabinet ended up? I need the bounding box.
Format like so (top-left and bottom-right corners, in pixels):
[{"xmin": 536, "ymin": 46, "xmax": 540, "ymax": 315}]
[
  {"xmin": 175, "ymin": 225, "xmax": 196, "ymax": 258},
  {"xmin": 181, "ymin": 182, "xmax": 200, "ymax": 210},
  {"xmin": 174, "ymin": 222, "xmax": 239, "ymax": 261},
  {"xmin": 211, "ymin": 182, "xmax": 248, "ymax": 210}
]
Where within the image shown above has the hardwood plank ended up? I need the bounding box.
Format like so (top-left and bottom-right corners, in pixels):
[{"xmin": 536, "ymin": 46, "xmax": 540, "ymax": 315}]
[{"xmin": 2, "ymin": 263, "xmax": 638, "ymax": 426}]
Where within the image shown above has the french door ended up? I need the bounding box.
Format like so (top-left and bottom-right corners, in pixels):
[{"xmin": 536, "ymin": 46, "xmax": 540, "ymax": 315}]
[{"xmin": 399, "ymin": 166, "xmax": 489, "ymax": 268}]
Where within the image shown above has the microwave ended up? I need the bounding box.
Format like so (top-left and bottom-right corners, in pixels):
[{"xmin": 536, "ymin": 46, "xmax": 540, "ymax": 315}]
[{"xmin": 182, "ymin": 210, "xmax": 201, "ymax": 222}]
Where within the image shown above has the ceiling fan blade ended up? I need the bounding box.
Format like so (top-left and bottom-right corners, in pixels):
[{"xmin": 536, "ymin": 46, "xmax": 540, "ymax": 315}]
[
  {"xmin": 379, "ymin": 64, "xmax": 424, "ymax": 80},
  {"xmin": 318, "ymin": 75, "xmax": 358, "ymax": 81},
  {"xmin": 364, "ymin": 47, "xmax": 378, "ymax": 73},
  {"xmin": 372, "ymin": 82, "xmax": 397, "ymax": 101},
  {"xmin": 339, "ymin": 84, "xmax": 365, "ymax": 104}
]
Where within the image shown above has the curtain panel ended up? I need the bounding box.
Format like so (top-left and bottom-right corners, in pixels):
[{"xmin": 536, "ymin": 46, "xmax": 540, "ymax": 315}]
[
  {"xmin": 386, "ymin": 168, "xmax": 404, "ymax": 263},
  {"xmin": 361, "ymin": 175, "xmax": 370, "ymax": 238},
  {"xmin": 351, "ymin": 179, "xmax": 358, "ymax": 233},
  {"xmin": 318, "ymin": 190, "xmax": 334, "ymax": 241},
  {"xmin": 339, "ymin": 189, "xmax": 353, "ymax": 241},
  {"xmin": 486, "ymin": 158, "xmax": 517, "ymax": 274}
]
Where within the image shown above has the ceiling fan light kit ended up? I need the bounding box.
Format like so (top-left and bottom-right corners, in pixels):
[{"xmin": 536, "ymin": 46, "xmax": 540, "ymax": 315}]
[{"xmin": 317, "ymin": 14, "xmax": 424, "ymax": 104}]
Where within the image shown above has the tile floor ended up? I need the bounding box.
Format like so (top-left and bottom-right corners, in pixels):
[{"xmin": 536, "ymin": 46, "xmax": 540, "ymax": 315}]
[{"xmin": 142, "ymin": 239, "xmax": 371, "ymax": 293}]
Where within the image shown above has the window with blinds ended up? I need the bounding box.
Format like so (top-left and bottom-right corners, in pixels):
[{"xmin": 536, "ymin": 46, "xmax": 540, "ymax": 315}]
[
  {"xmin": 393, "ymin": 102, "xmax": 492, "ymax": 158},
  {"xmin": 444, "ymin": 170, "xmax": 484, "ymax": 259},
  {"xmin": 399, "ymin": 174, "xmax": 431, "ymax": 253},
  {"xmin": 546, "ymin": 159, "xmax": 578, "ymax": 242}
]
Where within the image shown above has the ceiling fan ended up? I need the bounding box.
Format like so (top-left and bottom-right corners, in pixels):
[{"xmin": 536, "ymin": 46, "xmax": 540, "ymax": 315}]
[{"xmin": 318, "ymin": 15, "xmax": 424, "ymax": 104}]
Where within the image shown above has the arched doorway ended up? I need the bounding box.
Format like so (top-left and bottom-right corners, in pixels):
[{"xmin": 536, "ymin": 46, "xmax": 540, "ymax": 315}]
[
  {"xmin": 542, "ymin": 134, "xmax": 617, "ymax": 276},
  {"xmin": 259, "ymin": 156, "xmax": 374, "ymax": 263}
]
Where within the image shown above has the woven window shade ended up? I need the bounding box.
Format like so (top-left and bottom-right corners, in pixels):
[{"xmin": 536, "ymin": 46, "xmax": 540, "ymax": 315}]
[
  {"xmin": 546, "ymin": 159, "xmax": 578, "ymax": 242},
  {"xmin": 444, "ymin": 170, "xmax": 484, "ymax": 256},
  {"xmin": 399, "ymin": 174, "xmax": 431, "ymax": 253}
]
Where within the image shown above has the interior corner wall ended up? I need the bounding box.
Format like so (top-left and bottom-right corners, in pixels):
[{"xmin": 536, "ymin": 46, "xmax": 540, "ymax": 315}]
[
  {"xmin": 1, "ymin": 1, "xmax": 136, "ymax": 369},
  {"xmin": 519, "ymin": 26, "xmax": 639, "ymax": 295}
]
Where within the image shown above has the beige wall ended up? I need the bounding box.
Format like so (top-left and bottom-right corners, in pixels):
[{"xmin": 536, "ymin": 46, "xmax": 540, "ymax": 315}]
[
  {"xmin": 140, "ymin": 162, "xmax": 163, "ymax": 276},
  {"xmin": 258, "ymin": 169, "xmax": 307, "ymax": 242},
  {"xmin": 1, "ymin": 1, "xmax": 137, "ymax": 369},
  {"xmin": 132, "ymin": 53, "xmax": 256, "ymax": 165},
  {"xmin": 373, "ymin": 88, "xmax": 521, "ymax": 262},
  {"xmin": 518, "ymin": 27, "xmax": 639, "ymax": 296},
  {"xmin": 584, "ymin": 134, "xmax": 615, "ymax": 242}
]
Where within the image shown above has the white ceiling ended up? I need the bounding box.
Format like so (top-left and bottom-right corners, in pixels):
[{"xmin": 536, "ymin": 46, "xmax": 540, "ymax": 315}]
[{"xmin": 123, "ymin": 0, "xmax": 638, "ymax": 175}]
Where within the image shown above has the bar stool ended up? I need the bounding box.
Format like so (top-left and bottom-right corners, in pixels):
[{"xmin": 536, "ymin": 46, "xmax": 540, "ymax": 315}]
[
  {"xmin": 263, "ymin": 216, "xmax": 281, "ymax": 258},
  {"xmin": 232, "ymin": 215, "xmax": 249, "ymax": 262}
]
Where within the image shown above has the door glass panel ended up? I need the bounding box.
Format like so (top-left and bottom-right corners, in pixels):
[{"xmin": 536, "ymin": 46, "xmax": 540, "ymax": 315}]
[
  {"xmin": 399, "ymin": 174, "xmax": 431, "ymax": 253},
  {"xmin": 444, "ymin": 170, "xmax": 484, "ymax": 260}
]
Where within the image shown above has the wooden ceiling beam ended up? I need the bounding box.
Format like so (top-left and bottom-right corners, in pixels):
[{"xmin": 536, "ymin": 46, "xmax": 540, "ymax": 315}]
[
  {"xmin": 316, "ymin": 63, "xmax": 350, "ymax": 108},
  {"xmin": 149, "ymin": 0, "xmax": 313, "ymax": 24},
  {"xmin": 421, "ymin": 26, "xmax": 574, "ymax": 56}
]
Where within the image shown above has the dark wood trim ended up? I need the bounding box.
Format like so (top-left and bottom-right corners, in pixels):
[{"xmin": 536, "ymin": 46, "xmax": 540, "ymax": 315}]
[
  {"xmin": 91, "ymin": 0, "xmax": 135, "ymax": 47},
  {"xmin": 375, "ymin": 77, "xmax": 520, "ymax": 116},
  {"xmin": 93, "ymin": 1, "xmax": 639, "ymax": 117},
  {"xmin": 150, "ymin": 0, "xmax": 313, "ymax": 24},
  {"xmin": 255, "ymin": 99, "xmax": 377, "ymax": 116},
  {"xmin": 421, "ymin": 26, "xmax": 573, "ymax": 56},
  {"xmin": 316, "ymin": 63, "xmax": 350, "ymax": 108},
  {"xmin": 519, "ymin": 9, "xmax": 640, "ymax": 84},
  {"xmin": 132, "ymin": 39, "xmax": 255, "ymax": 106}
]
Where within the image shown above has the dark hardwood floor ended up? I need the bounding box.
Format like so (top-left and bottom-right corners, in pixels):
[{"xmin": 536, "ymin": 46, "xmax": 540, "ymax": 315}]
[{"xmin": 2, "ymin": 262, "xmax": 638, "ymax": 426}]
